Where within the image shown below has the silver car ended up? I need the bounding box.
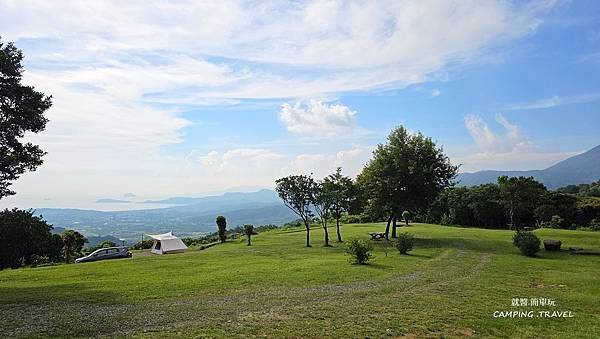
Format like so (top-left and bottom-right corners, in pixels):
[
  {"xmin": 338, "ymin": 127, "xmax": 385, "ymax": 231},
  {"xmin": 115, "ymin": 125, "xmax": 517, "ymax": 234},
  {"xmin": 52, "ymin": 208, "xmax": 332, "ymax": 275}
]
[{"xmin": 75, "ymin": 246, "xmax": 132, "ymax": 263}]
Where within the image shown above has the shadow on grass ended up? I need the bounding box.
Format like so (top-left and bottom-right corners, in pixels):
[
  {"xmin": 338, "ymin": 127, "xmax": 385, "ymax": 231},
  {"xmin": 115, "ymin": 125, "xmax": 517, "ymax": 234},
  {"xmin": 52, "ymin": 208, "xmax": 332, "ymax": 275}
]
[
  {"xmin": 0, "ymin": 282, "xmax": 126, "ymax": 304},
  {"xmin": 350, "ymin": 262, "xmax": 393, "ymax": 269},
  {"xmin": 0, "ymin": 283, "xmax": 136, "ymax": 337},
  {"xmin": 413, "ymin": 237, "xmax": 511, "ymax": 254},
  {"xmin": 404, "ymin": 253, "xmax": 434, "ymax": 259}
]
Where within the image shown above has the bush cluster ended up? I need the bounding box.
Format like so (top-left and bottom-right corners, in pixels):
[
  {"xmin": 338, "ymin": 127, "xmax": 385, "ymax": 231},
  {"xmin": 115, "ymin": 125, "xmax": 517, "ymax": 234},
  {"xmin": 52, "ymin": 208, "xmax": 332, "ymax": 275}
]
[
  {"xmin": 512, "ymin": 231, "xmax": 541, "ymax": 257},
  {"xmin": 346, "ymin": 238, "xmax": 373, "ymax": 264},
  {"xmin": 395, "ymin": 233, "xmax": 414, "ymax": 254}
]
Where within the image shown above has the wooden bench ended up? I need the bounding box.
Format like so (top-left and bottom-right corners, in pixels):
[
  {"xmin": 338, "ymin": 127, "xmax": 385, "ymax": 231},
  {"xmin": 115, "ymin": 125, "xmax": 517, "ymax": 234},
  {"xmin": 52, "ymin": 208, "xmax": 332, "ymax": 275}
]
[{"xmin": 369, "ymin": 232, "xmax": 386, "ymax": 240}]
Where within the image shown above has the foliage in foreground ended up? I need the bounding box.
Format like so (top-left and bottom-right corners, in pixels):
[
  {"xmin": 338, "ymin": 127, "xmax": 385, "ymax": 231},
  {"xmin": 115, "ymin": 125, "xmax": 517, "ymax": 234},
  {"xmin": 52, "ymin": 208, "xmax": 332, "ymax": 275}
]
[
  {"xmin": 0, "ymin": 38, "xmax": 52, "ymax": 199},
  {"xmin": 345, "ymin": 238, "xmax": 373, "ymax": 264},
  {"xmin": 512, "ymin": 230, "xmax": 541, "ymax": 257}
]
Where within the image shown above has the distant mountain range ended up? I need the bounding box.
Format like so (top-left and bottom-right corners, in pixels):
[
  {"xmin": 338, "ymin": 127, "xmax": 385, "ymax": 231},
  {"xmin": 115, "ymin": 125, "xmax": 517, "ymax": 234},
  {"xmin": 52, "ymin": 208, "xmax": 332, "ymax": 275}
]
[
  {"xmin": 457, "ymin": 145, "xmax": 600, "ymax": 189},
  {"xmin": 95, "ymin": 198, "xmax": 131, "ymax": 203},
  {"xmin": 36, "ymin": 189, "xmax": 295, "ymax": 242}
]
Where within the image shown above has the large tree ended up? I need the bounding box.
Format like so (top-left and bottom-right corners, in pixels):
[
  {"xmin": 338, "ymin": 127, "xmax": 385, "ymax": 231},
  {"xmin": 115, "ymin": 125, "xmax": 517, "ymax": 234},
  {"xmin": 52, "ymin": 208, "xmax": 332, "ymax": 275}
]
[
  {"xmin": 0, "ymin": 38, "xmax": 52, "ymax": 199},
  {"xmin": 0, "ymin": 208, "xmax": 57, "ymax": 269},
  {"xmin": 357, "ymin": 126, "xmax": 458, "ymax": 239},
  {"xmin": 275, "ymin": 175, "xmax": 315, "ymax": 247},
  {"xmin": 498, "ymin": 176, "xmax": 546, "ymax": 229},
  {"xmin": 321, "ymin": 167, "xmax": 354, "ymax": 242}
]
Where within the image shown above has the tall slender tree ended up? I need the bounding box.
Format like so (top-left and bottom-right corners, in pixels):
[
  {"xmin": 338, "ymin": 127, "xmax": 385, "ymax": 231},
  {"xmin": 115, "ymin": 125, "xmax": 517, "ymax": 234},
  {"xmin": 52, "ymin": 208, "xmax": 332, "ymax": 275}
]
[
  {"xmin": 216, "ymin": 215, "xmax": 227, "ymax": 243},
  {"xmin": 61, "ymin": 230, "xmax": 87, "ymax": 263},
  {"xmin": 312, "ymin": 180, "xmax": 334, "ymax": 246},
  {"xmin": 357, "ymin": 126, "xmax": 458, "ymax": 239},
  {"xmin": 275, "ymin": 175, "xmax": 315, "ymax": 247},
  {"xmin": 322, "ymin": 167, "xmax": 354, "ymax": 242},
  {"xmin": 244, "ymin": 224, "xmax": 255, "ymax": 246},
  {"xmin": 0, "ymin": 38, "xmax": 52, "ymax": 199}
]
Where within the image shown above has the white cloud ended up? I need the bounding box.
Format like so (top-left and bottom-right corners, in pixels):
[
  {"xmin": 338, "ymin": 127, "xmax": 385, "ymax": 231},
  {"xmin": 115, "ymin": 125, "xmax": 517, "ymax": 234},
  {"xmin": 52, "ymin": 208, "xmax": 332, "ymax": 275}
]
[
  {"xmin": 575, "ymin": 51, "xmax": 600, "ymax": 64},
  {"xmin": 457, "ymin": 113, "xmax": 578, "ymax": 171},
  {"xmin": 1, "ymin": 1, "xmax": 555, "ymax": 100},
  {"xmin": 0, "ymin": 1, "xmax": 558, "ymax": 202},
  {"xmin": 464, "ymin": 114, "xmax": 530, "ymax": 153},
  {"xmin": 192, "ymin": 148, "xmax": 285, "ymax": 173},
  {"xmin": 289, "ymin": 146, "xmax": 372, "ymax": 178},
  {"xmin": 279, "ymin": 100, "xmax": 356, "ymax": 138},
  {"xmin": 454, "ymin": 149, "xmax": 581, "ymax": 172},
  {"xmin": 504, "ymin": 93, "xmax": 600, "ymax": 110},
  {"xmin": 431, "ymin": 88, "xmax": 441, "ymax": 97}
]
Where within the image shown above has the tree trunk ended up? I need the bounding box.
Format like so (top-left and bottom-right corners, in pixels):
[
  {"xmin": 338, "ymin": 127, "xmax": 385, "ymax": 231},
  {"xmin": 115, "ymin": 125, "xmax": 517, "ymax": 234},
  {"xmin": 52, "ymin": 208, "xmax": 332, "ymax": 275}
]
[
  {"xmin": 405, "ymin": 218, "xmax": 409, "ymax": 226},
  {"xmin": 305, "ymin": 219, "xmax": 311, "ymax": 247},
  {"xmin": 392, "ymin": 216, "xmax": 397, "ymax": 238},
  {"xmin": 247, "ymin": 235, "xmax": 251, "ymax": 246},
  {"xmin": 323, "ymin": 220, "xmax": 330, "ymax": 246},
  {"xmin": 336, "ymin": 217, "xmax": 342, "ymax": 242},
  {"xmin": 509, "ymin": 202, "xmax": 515, "ymax": 230},
  {"xmin": 384, "ymin": 215, "xmax": 393, "ymax": 240}
]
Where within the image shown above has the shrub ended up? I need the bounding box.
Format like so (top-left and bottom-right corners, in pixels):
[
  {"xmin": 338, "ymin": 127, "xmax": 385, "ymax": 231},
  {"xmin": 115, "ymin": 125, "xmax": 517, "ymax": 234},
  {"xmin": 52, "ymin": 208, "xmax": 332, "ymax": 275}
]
[
  {"xmin": 539, "ymin": 214, "xmax": 565, "ymax": 229},
  {"xmin": 440, "ymin": 208, "xmax": 456, "ymax": 226},
  {"xmin": 283, "ymin": 219, "xmax": 304, "ymax": 229},
  {"xmin": 401, "ymin": 211, "xmax": 411, "ymax": 226},
  {"xmin": 130, "ymin": 239, "xmax": 154, "ymax": 250},
  {"xmin": 512, "ymin": 231, "xmax": 541, "ymax": 257},
  {"xmin": 345, "ymin": 238, "xmax": 373, "ymax": 264},
  {"xmin": 29, "ymin": 255, "xmax": 50, "ymax": 267},
  {"xmin": 395, "ymin": 232, "xmax": 414, "ymax": 254},
  {"xmin": 181, "ymin": 234, "xmax": 219, "ymax": 247}
]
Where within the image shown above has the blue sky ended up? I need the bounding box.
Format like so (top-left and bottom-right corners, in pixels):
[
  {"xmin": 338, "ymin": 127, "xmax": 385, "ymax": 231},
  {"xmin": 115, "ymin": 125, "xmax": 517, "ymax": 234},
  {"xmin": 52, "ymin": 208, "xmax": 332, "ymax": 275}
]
[{"xmin": 1, "ymin": 0, "xmax": 599, "ymax": 208}]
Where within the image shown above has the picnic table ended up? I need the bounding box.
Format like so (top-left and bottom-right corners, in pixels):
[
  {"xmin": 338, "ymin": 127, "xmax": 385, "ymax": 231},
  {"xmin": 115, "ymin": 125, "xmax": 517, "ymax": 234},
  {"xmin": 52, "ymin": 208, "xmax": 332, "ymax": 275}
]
[{"xmin": 369, "ymin": 232, "xmax": 386, "ymax": 240}]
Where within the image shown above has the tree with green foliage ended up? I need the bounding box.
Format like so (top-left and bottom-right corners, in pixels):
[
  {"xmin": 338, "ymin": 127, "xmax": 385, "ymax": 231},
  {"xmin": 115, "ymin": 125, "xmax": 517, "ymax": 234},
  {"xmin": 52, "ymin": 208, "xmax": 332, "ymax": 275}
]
[
  {"xmin": 356, "ymin": 126, "xmax": 457, "ymax": 239},
  {"xmin": 61, "ymin": 230, "xmax": 87, "ymax": 263},
  {"xmin": 0, "ymin": 208, "xmax": 58, "ymax": 269},
  {"xmin": 557, "ymin": 180, "xmax": 600, "ymax": 197},
  {"xmin": 498, "ymin": 176, "xmax": 547, "ymax": 229},
  {"xmin": 275, "ymin": 174, "xmax": 315, "ymax": 247},
  {"xmin": 216, "ymin": 215, "xmax": 227, "ymax": 243},
  {"xmin": 0, "ymin": 38, "xmax": 52, "ymax": 199},
  {"xmin": 311, "ymin": 180, "xmax": 334, "ymax": 246},
  {"xmin": 322, "ymin": 167, "xmax": 354, "ymax": 242},
  {"xmin": 244, "ymin": 224, "xmax": 256, "ymax": 246}
]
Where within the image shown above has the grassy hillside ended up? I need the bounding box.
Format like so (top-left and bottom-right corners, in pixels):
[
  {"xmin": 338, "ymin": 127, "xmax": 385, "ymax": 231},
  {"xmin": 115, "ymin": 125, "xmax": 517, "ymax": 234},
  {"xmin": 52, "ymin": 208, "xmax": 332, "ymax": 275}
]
[{"xmin": 1, "ymin": 223, "xmax": 599, "ymax": 337}]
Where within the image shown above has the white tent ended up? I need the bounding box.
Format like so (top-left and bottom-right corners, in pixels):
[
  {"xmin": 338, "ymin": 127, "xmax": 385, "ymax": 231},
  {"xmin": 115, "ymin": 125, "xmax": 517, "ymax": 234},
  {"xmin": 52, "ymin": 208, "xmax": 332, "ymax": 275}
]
[{"xmin": 146, "ymin": 232, "xmax": 188, "ymax": 255}]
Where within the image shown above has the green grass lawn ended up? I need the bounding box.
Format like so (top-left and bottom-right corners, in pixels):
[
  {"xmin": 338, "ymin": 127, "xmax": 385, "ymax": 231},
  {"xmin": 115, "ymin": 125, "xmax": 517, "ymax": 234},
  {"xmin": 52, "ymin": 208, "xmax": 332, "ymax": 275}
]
[{"xmin": 1, "ymin": 223, "xmax": 599, "ymax": 338}]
